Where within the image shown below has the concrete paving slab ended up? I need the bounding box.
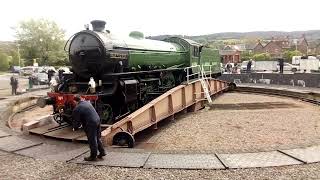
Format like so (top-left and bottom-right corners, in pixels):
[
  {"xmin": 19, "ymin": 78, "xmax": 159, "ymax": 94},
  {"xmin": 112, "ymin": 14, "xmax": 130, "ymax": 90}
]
[
  {"xmin": 0, "ymin": 130, "xmax": 11, "ymax": 138},
  {"xmin": 28, "ymin": 123, "xmax": 60, "ymax": 135},
  {"xmin": 218, "ymin": 151, "xmax": 302, "ymax": 168},
  {"xmin": 15, "ymin": 143, "xmax": 89, "ymax": 161},
  {"xmin": 71, "ymin": 151, "xmax": 150, "ymax": 168},
  {"xmin": 281, "ymin": 145, "xmax": 320, "ymax": 163},
  {"xmin": 144, "ymin": 153, "xmax": 225, "ymax": 169},
  {"xmin": 0, "ymin": 136, "xmax": 42, "ymax": 152},
  {"xmin": 74, "ymin": 135, "xmax": 88, "ymax": 141},
  {"xmin": 43, "ymin": 127, "xmax": 86, "ymax": 140}
]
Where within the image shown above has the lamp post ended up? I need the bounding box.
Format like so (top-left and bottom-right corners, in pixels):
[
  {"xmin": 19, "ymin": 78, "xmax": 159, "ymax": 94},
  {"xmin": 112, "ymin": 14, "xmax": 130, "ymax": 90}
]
[
  {"xmin": 294, "ymin": 39, "xmax": 298, "ymax": 51},
  {"xmin": 39, "ymin": 38, "xmax": 43, "ymax": 66},
  {"xmin": 17, "ymin": 44, "xmax": 21, "ymax": 67}
]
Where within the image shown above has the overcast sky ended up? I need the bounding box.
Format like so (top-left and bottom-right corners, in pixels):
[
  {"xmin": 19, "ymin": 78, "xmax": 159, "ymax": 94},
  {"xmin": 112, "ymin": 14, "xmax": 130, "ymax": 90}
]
[{"xmin": 0, "ymin": 0, "xmax": 319, "ymax": 41}]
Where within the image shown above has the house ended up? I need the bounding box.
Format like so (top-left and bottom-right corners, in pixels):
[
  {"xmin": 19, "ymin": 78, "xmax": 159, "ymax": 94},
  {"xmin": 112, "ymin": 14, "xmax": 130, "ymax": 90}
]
[
  {"xmin": 296, "ymin": 34, "xmax": 308, "ymax": 54},
  {"xmin": 256, "ymin": 37, "xmax": 290, "ymax": 58},
  {"xmin": 219, "ymin": 45, "xmax": 241, "ymax": 64},
  {"xmin": 245, "ymin": 44, "xmax": 256, "ymax": 54},
  {"xmin": 252, "ymin": 35, "xmax": 310, "ymax": 58},
  {"xmin": 308, "ymin": 39, "xmax": 320, "ymax": 55},
  {"xmin": 253, "ymin": 40, "xmax": 264, "ymax": 54}
]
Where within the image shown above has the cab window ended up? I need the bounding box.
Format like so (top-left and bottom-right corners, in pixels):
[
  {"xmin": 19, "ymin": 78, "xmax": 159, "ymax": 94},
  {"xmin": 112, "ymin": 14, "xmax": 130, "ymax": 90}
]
[{"xmin": 192, "ymin": 46, "xmax": 200, "ymax": 57}]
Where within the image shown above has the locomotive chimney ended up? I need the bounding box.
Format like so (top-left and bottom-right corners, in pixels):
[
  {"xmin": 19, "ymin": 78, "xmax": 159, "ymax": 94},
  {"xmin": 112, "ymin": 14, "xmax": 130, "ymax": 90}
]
[{"xmin": 91, "ymin": 20, "xmax": 106, "ymax": 32}]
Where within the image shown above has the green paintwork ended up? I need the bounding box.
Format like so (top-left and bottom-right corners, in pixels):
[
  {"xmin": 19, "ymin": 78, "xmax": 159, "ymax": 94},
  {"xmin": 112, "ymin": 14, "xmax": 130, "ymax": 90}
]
[
  {"xmin": 200, "ymin": 48, "xmax": 221, "ymax": 73},
  {"xmin": 129, "ymin": 51, "xmax": 187, "ymax": 69},
  {"xmin": 124, "ymin": 36, "xmax": 190, "ymax": 69},
  {"xmin": 96, "ymin": 32, "xmax": 220, "ymax": 73}
]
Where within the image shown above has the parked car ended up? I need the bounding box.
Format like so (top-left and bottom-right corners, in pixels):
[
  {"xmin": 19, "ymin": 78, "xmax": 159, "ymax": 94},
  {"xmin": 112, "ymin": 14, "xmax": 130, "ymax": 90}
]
[
  {"xmin": 277, "ymin": 63, "xmax": 299, "ymax": 72},
  {"xmin": 224, "ymin": 63, "xmax": 234, "ymax": 73},
  {"xmin": 19, "ymin": 66, "xmax": 38, "ymax": 76},
  {"xmin": 31, "ymin": 72, "xmax": 49, "ymax": 85},
  {"xmin": 10, "ymin": 66, "xmax": 21, "ymax": 73},
  {"xmin": 42, "ymin": 66, "xmax": 57, "ymax": 73},
  {"xmin": 57, "ymin": 67, "xmax": 71, "ymax": 73}
]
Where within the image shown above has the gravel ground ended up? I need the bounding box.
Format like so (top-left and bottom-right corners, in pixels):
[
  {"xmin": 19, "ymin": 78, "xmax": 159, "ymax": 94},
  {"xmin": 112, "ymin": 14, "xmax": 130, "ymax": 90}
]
[
  {"xmin": 146, "ymin": 92, "xmax": 320, "ymax": 153},
  {"xmin": 1, "ymin": 151, "xmax": 320, "ymax": 179},
  {"xmin": 2, "ymin": 91, "xmax": 320, "ymax": 179}
]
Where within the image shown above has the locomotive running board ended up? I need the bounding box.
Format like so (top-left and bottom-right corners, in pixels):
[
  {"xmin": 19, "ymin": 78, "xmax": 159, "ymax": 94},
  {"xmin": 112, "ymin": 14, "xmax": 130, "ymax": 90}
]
[{"xmin": 102, "ymin": 78, "xmax": 230, "ymax": 147}]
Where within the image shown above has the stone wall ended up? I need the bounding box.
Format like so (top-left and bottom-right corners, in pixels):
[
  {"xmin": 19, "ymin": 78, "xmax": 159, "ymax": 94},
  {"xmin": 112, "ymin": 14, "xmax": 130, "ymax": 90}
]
[{"xmin": 218, "ymin": 73, "xmax": 320, "ymax": 88}]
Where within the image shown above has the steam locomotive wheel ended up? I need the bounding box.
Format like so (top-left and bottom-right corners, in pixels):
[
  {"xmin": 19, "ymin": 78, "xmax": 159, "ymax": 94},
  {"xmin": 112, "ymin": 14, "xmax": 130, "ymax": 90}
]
[
  {"xmin": 99, "ymin": 103, "xmax": 113, "ymax": 124},
  {"xmin": 54, "ymin": 106, "xmax": 66, "ymax": 124},
  {"xmin": 53, "ymin": 113, "xmax": 64, "ymax": 124},
  {"xmin": 161, "ymin": 72, "xmax": 175, "ymax": 90}
]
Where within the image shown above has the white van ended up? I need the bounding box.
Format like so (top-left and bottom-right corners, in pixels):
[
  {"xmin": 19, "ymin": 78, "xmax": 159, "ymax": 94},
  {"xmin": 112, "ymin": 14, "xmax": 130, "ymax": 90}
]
[
  {"xmin": 19, "ymin": 66, "xmax": 38, "ymax": 76},
  {"xmin": 292, "ymin": 56, "xmax": 302, "ymax": 65},
  {"xmin": 299, "ymin": 59, "xmax": 319, "ymax": 72}
]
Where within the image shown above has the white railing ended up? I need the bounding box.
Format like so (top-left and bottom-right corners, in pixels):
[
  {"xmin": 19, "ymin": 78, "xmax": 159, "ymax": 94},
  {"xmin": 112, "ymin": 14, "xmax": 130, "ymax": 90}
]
[
  {"xmin": 184, "ymin": 65, "xmax": 214, "ymax": 84},
  {"xmin": 184, "ymin": 65, "xmax": 201, "ymax": 84},
  {"xmin": 201, "ymin": 65, "xmax": 213, "ymax": 79},
  {"xmin": 184, "ymin": 64, "xmax": 215, "ymax": 104}
]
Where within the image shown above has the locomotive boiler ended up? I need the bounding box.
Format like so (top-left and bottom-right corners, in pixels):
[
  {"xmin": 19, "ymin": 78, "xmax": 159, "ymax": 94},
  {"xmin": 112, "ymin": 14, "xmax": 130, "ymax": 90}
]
[{"xmin": 38, "ymin": 20, "xmax": 221, "ymax": 125}]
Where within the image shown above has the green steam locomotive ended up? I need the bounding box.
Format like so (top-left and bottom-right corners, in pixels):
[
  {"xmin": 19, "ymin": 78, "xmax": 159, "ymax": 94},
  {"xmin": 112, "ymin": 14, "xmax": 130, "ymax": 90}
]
[{"xmin": 39, "ymin": 20, "xmax": 221, "ymax": 125}]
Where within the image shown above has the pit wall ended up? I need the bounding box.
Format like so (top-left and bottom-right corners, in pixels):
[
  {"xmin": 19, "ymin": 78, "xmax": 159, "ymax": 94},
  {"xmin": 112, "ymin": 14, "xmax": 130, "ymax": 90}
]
[
  {"xmin": 0, "ymin": 97, "xmax": 38, "ymax": 128},
  {"xmin": 218, "ymin": 73, "xmax": 320, "ymax": 88},
  {"xmin": 102, "ymin": 79, "xmax": 229, "ymax": 146}
]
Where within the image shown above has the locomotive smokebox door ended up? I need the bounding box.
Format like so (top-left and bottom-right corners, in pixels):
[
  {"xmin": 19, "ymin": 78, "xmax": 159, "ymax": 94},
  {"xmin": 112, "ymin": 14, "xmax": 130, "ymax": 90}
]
[{"xmin": 123, "ymin": 80, "xmax": 138, "ymax": 103}]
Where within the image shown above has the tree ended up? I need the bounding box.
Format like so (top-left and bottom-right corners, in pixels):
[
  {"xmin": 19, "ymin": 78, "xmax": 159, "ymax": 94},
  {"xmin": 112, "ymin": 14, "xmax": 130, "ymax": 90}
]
[
  {"xmin": 15, "ymin": 19, "xmax": 67, "ymax": 66},
  {"xmin": 253, "ymin": 53, "xmax": 271, "ymax": 61},
  {"xmin": 8, "ymin": 50, "xmax": 20, "ymax": 67},
  {"xmin": 0, "ymin": 52, "xmax": 9, "ymax": 71},
  {"xmin": 241, "ymin": 51, "xmax": 254, "ymax": 61},
  {"xmin": 223, "ymin": 39, "xmax": 241, "ymax": 45},
  {"xmin": 283, "ymin": 50, "xmax": 302, "ymax": 62}
]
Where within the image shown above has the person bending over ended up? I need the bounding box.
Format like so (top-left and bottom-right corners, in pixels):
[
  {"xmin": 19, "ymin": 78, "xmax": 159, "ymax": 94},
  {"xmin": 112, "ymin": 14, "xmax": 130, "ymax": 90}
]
[{"xmin": 72, "ymin": 95, "xmax": 106, "ymax": 161}]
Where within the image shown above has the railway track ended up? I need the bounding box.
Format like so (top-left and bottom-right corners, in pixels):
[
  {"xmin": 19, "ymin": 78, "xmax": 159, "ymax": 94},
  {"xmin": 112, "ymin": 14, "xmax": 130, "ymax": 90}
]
[
  {"xmin": 235, "ymin": 86, "xmax": 320, "ymax": 106},
  {"xmin": 20, "ymin": 82, "xmax": 320, "ymax": 147},
  {"xmin": 18, "ymin": 104, "xmax": 38, "ymax": 113}
]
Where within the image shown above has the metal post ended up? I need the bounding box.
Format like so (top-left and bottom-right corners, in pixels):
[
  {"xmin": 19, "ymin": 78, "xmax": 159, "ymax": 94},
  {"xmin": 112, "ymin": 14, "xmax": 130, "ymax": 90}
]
[
  {"xmin": 17, "ymin": 44, "xmax": 21, "ymax": 66},
  {"xmin": 187, "ymin": 71, "xmax": 189, "ymax": 83}
]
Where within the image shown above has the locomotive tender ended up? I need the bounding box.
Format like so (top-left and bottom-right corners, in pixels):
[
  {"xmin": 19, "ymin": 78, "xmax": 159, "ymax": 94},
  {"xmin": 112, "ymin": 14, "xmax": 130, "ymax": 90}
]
[{"xmin": 38, "ymin": 20, "xmax": 221, "ymax": 125}]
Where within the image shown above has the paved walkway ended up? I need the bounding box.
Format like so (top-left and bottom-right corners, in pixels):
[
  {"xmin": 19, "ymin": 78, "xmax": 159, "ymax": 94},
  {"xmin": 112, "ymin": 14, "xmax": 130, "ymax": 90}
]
[{"xmin": 0, "ymin": 85, "xmax": 319, "ymax": 170}]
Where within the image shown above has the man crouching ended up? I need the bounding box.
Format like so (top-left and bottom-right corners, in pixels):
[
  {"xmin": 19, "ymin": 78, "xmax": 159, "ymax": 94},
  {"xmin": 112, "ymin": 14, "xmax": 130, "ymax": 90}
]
[{"xmin": 72, "ymin": 95, "xmax": 106, "ymax": 161}]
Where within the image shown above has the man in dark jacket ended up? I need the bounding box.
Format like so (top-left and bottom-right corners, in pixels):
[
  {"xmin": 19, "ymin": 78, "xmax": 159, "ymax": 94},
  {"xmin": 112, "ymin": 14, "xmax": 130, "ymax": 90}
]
[
  {"xmin": 47, "ymin": 69, "xmax": 55, "ymax": 84},
  {"xmin": 278, "ymin": 58, "xmax": 284, "ymax": 74},
  {"xmin": 10, "ymin": 75, "xmax": 18, "ymax": 95},
  {"xmin": 58, "ymin": 69, "xmax": 65, "ymax": 82},
  {"xmin": 72, "ymin": 95, "xmax": 106, "ymax": 161},
  {"xmin": 247, "ymin": 60, "xmax": 252, "ymax": 73}
]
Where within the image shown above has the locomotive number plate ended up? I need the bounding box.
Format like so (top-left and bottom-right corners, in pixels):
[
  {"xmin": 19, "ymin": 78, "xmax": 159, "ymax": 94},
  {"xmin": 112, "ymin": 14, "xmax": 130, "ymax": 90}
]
[{"xmin": 110, "ymin": 53, "xmax": 128, "ymax": 59}]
